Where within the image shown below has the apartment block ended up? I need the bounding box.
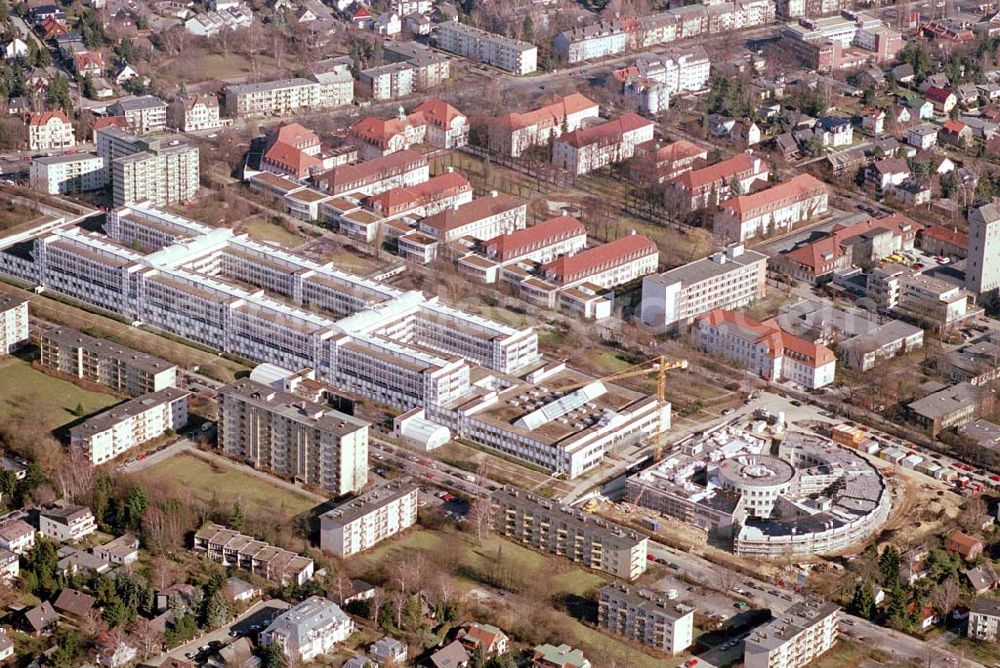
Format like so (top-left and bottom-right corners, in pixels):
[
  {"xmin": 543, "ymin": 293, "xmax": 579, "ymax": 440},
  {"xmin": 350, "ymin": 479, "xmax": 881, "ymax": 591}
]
[
  {"xmin": 27, "ymin": 111, "xmax": 76, "ymax": 151},
  {"xmin": 694, "ymin": 309, "xmax": 837, "ymax": 389},
  {"xmin": 383, "ymin": 41, "xmax": 452, "ymax": 91},
  {"xmin": 319, "ymin": 480, "xmax": 418, "ymax": 557},
  {"xmin": 96, "ymin": 127, "xmax": 199, "ymax": 207},
  {"xmin": 218, "ymin": 378, "xmax": 369, "ymax": 496},
  {"xmin": 906, "ymin": 382, "xmax": 984, "ymax": 436},
  {"xmin": 193, "ymin": 523, "xmax": 314, "ymax": 586},
  {"xmin": 640, "ymin": 244, "xmax": 768, "ymax": 330},
  {"xmin": 436, "ymin": 22, "xmax": 537, "ymax": 75},
  {"xmin": 261, "ymin": 597, "xmax": 353, "ymax": 663},
  {"xmin": 968, "ymin": 598, "xmax": 1000, "ymax": 642},
  {"xmin": 493, "ymin": 487, "xmax": 648, "ymax": 580},
  {"xmin": 598, "ymin": 584, "xmax": 695, "ymax": 656},
  {"xmin": 552, "ymin": 113, "xmax": 655, "ymax": 176},
  {"xmin": 39, "ymin": 326, "xmax": 177, "ymax": 396},
  {"xmin": 0, "ymin": 291, "xmax": 28, "ymax": 356},
  {"xmin": 70, "ymin": 387, "xmax": 190, "ymax": 465},
  {"xmin": 713, "ymin": 174, "xmax": 829, "ymax": 242},
  {"xmin": 418, "ymin": 192, "xmax": 526, "ymax": 243},
  {"xmin": 224, "ymin": 76, "xmax": 350, "ymax": 118},
  {"xmin": 895, "ymin": 273, "xmax": 975, "ymax": 332},
  {"xmin": 168, "ymin": 94, "xmax": 227, "ymax": 132},
  {"xmin": 29, "ymin": 153, "xmax": 107, "ymax": 195},
  {"xmin": 554, "ymin": 20, "xmax": 629, "ymax": 64},
  {"xmin": 109, "ymin": 96, "xmax": 168, "ymax": 135},
  {"xmin": 491, "ymin": 94, "xmax": 600, "ymax": 159},
  {"xmin": 744, "ymin": 600, "xmax": 839, "ymax": 668},
  {"xmin": 966, "ymin": 201, "xmax": 1000, "ymax": 296},
  {"xmin": 360, "ymin": 62, "xmax": 415, "ymax": 101},
  {"xmin": 668, "ymin": 153, "xmax": 770, "ymax": 212}
]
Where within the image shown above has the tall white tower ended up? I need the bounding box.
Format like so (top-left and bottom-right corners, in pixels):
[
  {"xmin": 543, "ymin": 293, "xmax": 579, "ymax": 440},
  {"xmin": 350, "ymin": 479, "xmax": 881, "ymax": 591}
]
[{"xmin": 966, "ymin": 202, "xmax": 1000, "ymax": 296}]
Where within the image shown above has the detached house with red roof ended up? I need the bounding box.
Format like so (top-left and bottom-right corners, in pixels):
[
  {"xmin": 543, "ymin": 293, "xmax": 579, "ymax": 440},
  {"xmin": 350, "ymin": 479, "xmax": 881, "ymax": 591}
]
[
  {"xmin": 667, "ymin": 152, "xmax": 769, "ymax": 212},
  {"xmin": 918, "ymin": 225, "xmax": 967, "ymax": 259},
  {"xmin": 925, "ymin": 86, "xmax": 957, "ymax": 114},
  {"xmin": 73, "ymin": 50, "xmax": 104, "ymax": 78},
  {"xmin": 27, "ymin": 110, "xmax": 75, "ymax": 151},
  {"xmin": 694, "ymin": 309, "xmax": 836, "ymax": 389},
  {"xmin": 350, "ymin": 100, "xmax": 466, "ymax": 160},
  {"xmin": 489, "ymin": 93, "xmax": 600, "ymax": 158},
  {"xmin": 260, "ymin": 123, "xmax": 328, "ymax": 180},
  {"xmin": 939, "ymin": 119, "xmax": 973, "ymax": 147},
  {"xmin": 713, "ymin": 174, "xmax": 828, "ymax": 242},
  {"xmin": 552, "ymin": 112, "xmax": 654, "ymax": 175},
  {"xmin": 946, "ymin": 531, "xmax": 984, "ymax": 561}
]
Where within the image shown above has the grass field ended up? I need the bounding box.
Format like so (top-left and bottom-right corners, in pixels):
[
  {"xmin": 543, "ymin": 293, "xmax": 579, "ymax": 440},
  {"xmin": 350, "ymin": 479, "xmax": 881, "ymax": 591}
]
[
  {"xmin": 0, "ymin": 358, "xmax": 119, "ymax": 431},
  {"xmin": 0, "ymin": 202, "xmax": 44, "ymax": 232},
  {"xmin": 811, "ymin": 638, "xmax": 893, "ymax": 667},
  {"xmin": 179, "ymin": 54, "xmax": 284, "ymax": 82},
  {"xmin": 352, "ymin": 529, "xmax": 676, "ymax": 668},
  {"xmin": 244, "ymin": 218, "xmax": 305, "ymax": 248},
  {"xmin": 141, "ymin": 452, "xmax": 316, "ymax": 518}
]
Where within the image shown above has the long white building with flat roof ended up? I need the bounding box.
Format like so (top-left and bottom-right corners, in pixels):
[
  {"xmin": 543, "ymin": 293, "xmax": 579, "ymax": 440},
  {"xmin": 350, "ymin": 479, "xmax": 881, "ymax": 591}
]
[
  {"xmin": 436, "ymin": 22, "xmax": 537, "ymax": 75},
  {"xmin": 319, "ymin": 479, "xmax": 418, "ymax": 557},
  {"xmin": 640, "ymin": 244, "xmax": 768, "ymax": 331},
  {"xmin": 70, "ymin": 387, "xmax": 189, "ymax": 464}
]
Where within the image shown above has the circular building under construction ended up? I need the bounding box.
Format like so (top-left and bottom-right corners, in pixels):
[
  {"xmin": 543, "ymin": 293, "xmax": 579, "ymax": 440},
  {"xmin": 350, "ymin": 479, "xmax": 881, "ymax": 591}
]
[{"xmin": 624, "ymin": 426, "xmax": 891, "ymax": 557}]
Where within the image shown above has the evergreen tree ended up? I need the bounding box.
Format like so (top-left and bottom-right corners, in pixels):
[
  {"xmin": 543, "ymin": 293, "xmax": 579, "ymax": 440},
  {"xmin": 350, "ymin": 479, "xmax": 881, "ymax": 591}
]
[
  {"xmin": 228, "ymin": 501, "xmax": 246, "ymax": 532},
  {"xmin": 120, "ymin": 485, "xmax": 149, "ymax": 531},
  {"xmin": 879, "ymin": 546, "xmax": 900, "ymax": 586},
  {"xmin": 522, "ymin": 15, "xmax": 535, "ymax": 43},
  {"xmin": 261, "ymin": 640, "xmax": 286, "ymax": 668},
  {"xmin": 204, "ymin": 590, "xmax": 231, "ymax": 629},
  {"xmin": 46, "ymin": 73, "xmax": 73, "ymax": 114},
  {"xmin": 850, "ymin": 580, "xmax": 876, "ymax": 620}
]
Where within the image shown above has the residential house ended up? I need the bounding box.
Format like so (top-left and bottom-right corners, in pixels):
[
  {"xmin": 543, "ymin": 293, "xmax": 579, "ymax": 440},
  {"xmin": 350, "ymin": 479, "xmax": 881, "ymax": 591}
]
[
  {"xmin": 969, "ymin": 598, "xmax": 1000, "ymax": 641},
  {"xmin": 26, "ymin": 110, "xmax": 76, "ymax": 151},
  {"xmin": 939, "ymin": 119, "xmax": 973, "ymax": 146},
  {"xmin": 457, "ymin": 623, "xmax": 510, "ymax": 656},
  {"xmin": 369, "ymin": 637, "xmax": 407, "ymax": 665},
  {"xmin": 0, "ymin": 519, "xmax": 35, "ymax": 554},
  {"xmin": 53, "ymin": 588, "xmax": 96, "ymax": 620},
  {"xmin": 260, "ymin": 597, "xmax": 354, "ymax": 663},
  {"xmin": 531, "ymin": 644, "xmax": 591, "ymax": 668},
  {"xmin": 861, "ymin": 107, "xmax": 886, "ymax": 135},
  {"xmin": 225, "ymin": 577, "xmax": 260, "ymax": 603},
  {"xmin": 816, "ymin": 116, "xmax": 854, "ymax": 147},
  {"xmin": 4, "ymin": 38, "xmax": 28, "ymax": 61},
  {"xmin": 40, "ymin": 505, "xmax": 97, "ymax": 542},
  {"xmin": 966, "ymin": 562, "xmax": 999, "ymax": 595},
  {"xmin": 73, "ymin": 51, "xmax": 105, "ymax": 78},
  {"xmin": 947, "ymin": 531, "xmax": 985, "ymax": 560},
  {"xmin": 925, "ymin": 86, "xmax": 957, "ymax": 114},
  {"xmin": 24, "ymin": 601, "xmax": 58, "ymax": 636},
  {"xmin": 429, "ymin": 641, "xmax": 470, "ymax": 668},
  {"xmin": 905, "ymin": 124, "xmax": 938, "ymax": 149},
  {"xmin": 0, "ymin": 549, "xmax": 18, "ymax": 583},
  {"xmin": 92, "ymin": 534, "xmax": 139, "ymax": 565}
]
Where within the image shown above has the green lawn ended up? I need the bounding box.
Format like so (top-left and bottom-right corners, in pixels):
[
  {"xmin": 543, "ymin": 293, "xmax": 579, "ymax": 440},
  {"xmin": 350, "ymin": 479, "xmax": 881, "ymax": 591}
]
[
  {"xmin": 0, "ymin": 358, "xmax": 118, "ymax": 431},
  {"xmin": 141, "ymin": 452, "xmax": 317, "ymax": 518}
]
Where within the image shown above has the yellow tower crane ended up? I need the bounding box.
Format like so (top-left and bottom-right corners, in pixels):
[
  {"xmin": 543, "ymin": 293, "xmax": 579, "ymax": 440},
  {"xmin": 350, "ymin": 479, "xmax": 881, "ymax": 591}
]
[{"xmin": 554, "ymin": 355, "xmax": 688, "ymax": 463}]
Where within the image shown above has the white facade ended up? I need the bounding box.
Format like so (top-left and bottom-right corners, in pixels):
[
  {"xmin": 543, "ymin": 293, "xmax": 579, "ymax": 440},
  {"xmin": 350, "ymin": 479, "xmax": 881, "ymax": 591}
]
[
  {"xmin": 39, "ymin": 506, "xmax": 97, "ymax": 542},
  {"xmin": 640, "ymin": 244, "xmax": 768, "ymax": 331},
  {"xmin": 30, "ymin": 153, "xmax": 107, "ymax": 195},
  {"xmin": 966, "ymin": 203, "xmax": 1000, "ymax": 295},
  {"xmin": 96, "ymin": 127, "xmax": 199, "ymax": 207},
  {"xmin": 0, "ymin": 520, "xmax": 35, "ymax": 555},
  {"xmin": 28, "ymin": 113, "xmax": 76, "ymax": 151},
  {"xmin": 169, "ymin": 96, "xmax": 227, "ymax": 132},
  {"xmin": 261, "ymin": 597, "xmax": 354, "ymax": 664},
  {"xmin": 552, "ymin": 114, "xmax": 655, "ymax": 176},
  {"xmin": 320, "ymin": 481, "xmax": 418, "ymax": 557},
  {"xmin": 225, "ymin": 78, "xmax": 326, "ymax": 118},
  {"xmin": 361, "ymin": 62, "xmax": 416, "ymax": 101},
  {"xmin": 744, "ymin": 601, "xmax": 839, "ymax": 668},
  {"xmin": 70, "ymin": 388, "xmax": 190, "ymax": 465},
  {"xmin": 0, "ymin": 293, "xmax": 28, "ymax": 355},
  {"xmin": 554, "ymin": 22, "xmax": 629, "ymax": 64},
  {"xmin": 436, "ymin": 22, "xmax": 537, "ymax": 75},
  {"xmin": 713, "ymin": 175, "xmax": 829, "ymax": 243},
  {"xmin": 599, "ymin": 584, "xmax": 694, "ymax": 656},
  {"xmin": 110, "ymin": 96, "xmax": 168, "ymax": 135}
]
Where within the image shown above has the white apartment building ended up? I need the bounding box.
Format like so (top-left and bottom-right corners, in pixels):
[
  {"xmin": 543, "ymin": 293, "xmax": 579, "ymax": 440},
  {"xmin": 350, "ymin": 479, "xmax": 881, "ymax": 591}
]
[
  {"xmin": 650, "ymin": 46, "xmax": 711, "ymax": 94},
  {"xmin": 966, "ymin": 201, "xmax": 1000, "ymax": 296},
  {"xmin": 96, "ymin": 127, "xmax": 199, "ymax": 207},
  {"xmin": 168, "ymin": 94, "xmax": 227, "ymax": 132},
  {"xmin": 383, "ymin": 41, "xmax": 452, "ymax": 90},
  {"xmin": 194, "ymin": 523, "xmax": 314, "ymax": 585},
  {"xmin": 261, "ymin": 597, "xmax": 354, "ymax": 664},
  {"xmin": 0, "ymin": 291, "xmax": 28, "ymax": 355},
  {"xmin": 640, "ymin": 244, "xmax": 768, "ymax": 331},
  {"xmin": 598, "ymin": 584, "xmax": 695, "ymax": 656},
  {"xmin": 316, "ymin": 150, "xmax": 429, "ymax": 196},
  {"xmin": 70, "ymin": 387, "xmax": 190, "ymax": 465},
  {"xmin": 714, "ymin": 174, "xmax": 829, "ymax": 242},
  {"xmin": 436, "ymin": 21, "xmax": 537, "ymax": 75},
  {"xmin": 224, "ymin": 78, "xmax": 336, "ymax": 118},
  {"xmin": 554, "ymin": 21, "xmax": 629, "ymax": 64},
  {"xmin": 543, "ymin": 234, "xmax": 659, "ymax": 289},
  {"xmin": 0, "ymin": 520, "xmax": 35, "ymax": 555},
  {"xmin": 896, "ymin": 273, "xmax": 974, "ymax": 332},
  {"xmin": 418, "ymin": 193, "xmax": 527, "ymax": 243},
  {"xmin": 552, "ymin": 113, "xmax": 655, "ymax": 176},
  {"xmin": 319, "ymin": 480, "xmax": 418, "ymax": 557},
  {"xmin": 968, "ymin": 598, "xmax": 1000, "ymax": 642},
  {"xmin": 669, "ymin": 153, "xmax": 770, "ymax": 212},
  {"xmin": 29, "ymin": 153, "xmax": 107, "ymax": 195},
  {"xmin": 40, "ymin": 325, "xmax": 177, "ymax": 396},
  {"xmin": 109, "ymin": 96, "xmax": 168, "ymax": 135},
  {"xmin": 219, "ymin": 378, "xmax": 370, "ymax": 496},
  {"xmin": 39, "ymin": 505, "xmax": 97, "ymax": 543},
  {"xmin": 494, "ymin": 488, "xmax": 648, "ymax": 580},
  {"xmin": 27, "ymin": 111, "xmax": 76, "ymax": 152},
  {"xmin": 744, "ymin": 600, "xmax": 839, "ymax": 668},
  {"xmin": 361, "ymin": 62, "xmax": 416, "ymax": 101},
  {"xmin": 491, "ymin": 93, "xmax": 600, "ymax": 159},
  {"xmin": 694, "ymin": 310, "xmax": 837, "ymax": 389}
]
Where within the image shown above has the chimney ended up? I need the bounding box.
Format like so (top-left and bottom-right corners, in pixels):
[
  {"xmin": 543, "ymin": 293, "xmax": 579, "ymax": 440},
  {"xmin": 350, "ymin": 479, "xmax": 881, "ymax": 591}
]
[
  {"xmin": 490, "ymin": 190, "xmax": 498, "ymax": 197},
  {"xmin": 446, "ymin": 166, "xmax": 454, "ymax": 173}
]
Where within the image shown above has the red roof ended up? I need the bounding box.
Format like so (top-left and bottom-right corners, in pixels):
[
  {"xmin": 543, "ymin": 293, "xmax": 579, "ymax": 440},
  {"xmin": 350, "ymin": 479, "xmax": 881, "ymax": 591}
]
[
  {"xmin": 367, "ymin": 171, "xmax": 470, "ymax": 215},
  {"xmin": 718, "ymin": 174, "xmax": 827, "ymax": 217},
  {"xmin": 556, "ymin": 112, "xmax": 652, "ymax": 149},
  {"xmin": 941, "ymin": 119, "xmax": 967, "ymax": 134},
  {"xmin": 783, "ymin": 212, "xmax": 923, "ymax": 274},
  {"xmin": 74, "ymin": 50, "xmax": 104, "ymax": 72},
  {"xmin": 263, "ymin": 142, "xmax": 320, "ymax": 178},
  {"xmin": 673, "ymin": 153, "xmax": 759, "ymax": 191},
  {"xmin": 925, "ymin": 86, "xmax": 954, "ymax": 104},
  {"xmin": 90, "ymin": 116, "xmax": 127, "ymax": 134},
  {"xmin": 947, "ymin": 531, "xmax": 983, "ymax": 558},
  {"xmin": 316, "ymin": 150, "xmax": 426, "ymax": 194},
  {"xmin": 28, "ymin": 110, "xmax": 70, "ymax": 126},
  {"xmin": 350, "ymin": 112, "xmax": 424, "ymax": 148},
  {"xmin": 920, "ymin": 225, "xmax": 967, "ymax": 249},
  {"xmin": 421, "ymin": 194, "xmax": 523, "ymax": 234},
  {"xmin": 271, "ymin": 123, "xmax": 319, "ymax": 149},
  {"xmin": 39, "ymin": 16, "xmax": 69, "ymax": 38},
  {"xmin": 482, "ymin": 215, "xmax": 586, "ymax": 261},
  {"xmin": 411, "ymin": 99, "xmax": 465, "ymax": 130},
  {"xmin": 495, "ymin": 93, "xmax": 598, "ymax": 131},
  {"xmin": 543, "ymin": 235, "xmax": 656, "ymax": 285},
  {"xmin": 698, "ymin": 309, "xmax": 835, "ymax": 369}
]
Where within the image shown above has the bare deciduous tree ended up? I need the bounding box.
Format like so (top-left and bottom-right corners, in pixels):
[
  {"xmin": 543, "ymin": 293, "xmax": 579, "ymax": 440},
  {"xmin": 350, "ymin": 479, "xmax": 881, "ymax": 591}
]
[{"xmin": 930, "ymin": 577, "xmax": 960, "ymax": 616}]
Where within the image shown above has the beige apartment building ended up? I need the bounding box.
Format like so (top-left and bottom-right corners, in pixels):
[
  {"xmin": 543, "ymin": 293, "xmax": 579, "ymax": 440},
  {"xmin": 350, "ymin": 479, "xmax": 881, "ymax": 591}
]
[
  {"xmin": 743, "ymin": 600, "xmax": 839, "ymax": 668},
  {"xmin": 319, "ymin": 480, "xmax": 419, "ymax": 557},
  {"xmin": 218, "ymin": 378, "xmax": 370, "ymax": 496},
  {"xmin": 39, "ymin": 327, "xmax": 178, "ymax": 396},
  {"xmin": 493, "ymin": 487, "xmax": 648, "ymax": 580}
]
